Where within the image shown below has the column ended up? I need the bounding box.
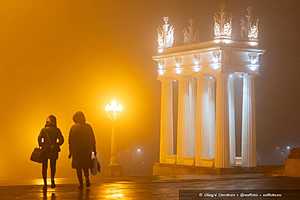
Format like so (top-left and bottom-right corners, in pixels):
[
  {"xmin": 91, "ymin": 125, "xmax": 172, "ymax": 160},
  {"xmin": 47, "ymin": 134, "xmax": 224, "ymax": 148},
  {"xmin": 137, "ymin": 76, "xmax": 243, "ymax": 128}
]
[
  {"xmin": 215, "ymin": 73, "xmax": 230, "ymax": 168},
  {"xmin": 176, "ymin": 78, "xmax": 189, "ymax": 164},
  {"xmin": 241, "ymin": 74, "xmax": 257, "ymax": 167},
  {"xmin": 202, "ymin": 77, "xmax": 216, "ymax": 159},
  {"xmin": 187, "ymin": 78, "xmax": 196, "ymax": 157},
  {"xmin": 207, "ymin": 77, "xmax": 216, "ymax": 159},
  {"xmin": 228, "ymin": 74, "xmax": 236, "ymax": 166},
  {"xmin": 159, "ymin": 78, "xmax": 174, "ymax": 164},
  {"xmin": 195, "ymin": 76, "xmax": 204, "ymax": 166}
]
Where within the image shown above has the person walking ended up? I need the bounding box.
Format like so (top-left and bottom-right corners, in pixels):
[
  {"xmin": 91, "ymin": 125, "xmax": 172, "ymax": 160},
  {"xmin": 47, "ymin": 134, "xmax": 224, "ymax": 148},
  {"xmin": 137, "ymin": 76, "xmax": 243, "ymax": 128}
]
[
  {"xmin": 68, "ymin": 111, "xmax": 96, "ymax": 189},
  {"xmin": 38, "ymin": 115, "xmax": 64, "ymax": 189}
]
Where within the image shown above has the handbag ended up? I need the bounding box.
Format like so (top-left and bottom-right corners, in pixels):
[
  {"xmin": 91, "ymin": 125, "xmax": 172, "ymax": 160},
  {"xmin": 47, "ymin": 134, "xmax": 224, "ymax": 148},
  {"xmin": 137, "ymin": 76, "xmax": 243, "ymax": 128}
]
[
  {"xmin": 91, "ymin": 152, "xmax": 101, "ymax": 176},
  {"xmin": 31, "ymin": 130, "xmax": 51, "ymax": 163},
  {"xmin": 30, "ymin": 147, "xmax": 46, "ymax": 163}
]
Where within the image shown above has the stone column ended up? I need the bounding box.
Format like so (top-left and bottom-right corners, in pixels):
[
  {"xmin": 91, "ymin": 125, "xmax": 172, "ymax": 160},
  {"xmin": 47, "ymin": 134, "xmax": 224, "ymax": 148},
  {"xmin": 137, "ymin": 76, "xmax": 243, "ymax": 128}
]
[
  {"xmin": 241, "ymin": 74, "xmax": 257, "ymax": 167},
  {"xmin": 201, "ymin": 77, "xmax": 216, "ymax": 159},
  {"xmin": 215, "ymin": 73, "xmax": 230, "ymax": 168},
  {"xmin": 176, "ymin": 78, "xmax": 189, "ymax": 164},
  {"xmin": 207, "ymin": 77, "xmax": 216, "ymax": 159},
  {"xmin": 195, "ymin": 76, "xmax": 204, "ymax": 165},
  {"xmin": 159, "ymin": 78, "xmax": 174, "ymax": 163},
  {"xmin": 187, "ymin": 78, "xmax": 196, "ymax": 157},
  {"xmin": 228, "ymin": 74, "xmax": 236, "ymax": 166}
]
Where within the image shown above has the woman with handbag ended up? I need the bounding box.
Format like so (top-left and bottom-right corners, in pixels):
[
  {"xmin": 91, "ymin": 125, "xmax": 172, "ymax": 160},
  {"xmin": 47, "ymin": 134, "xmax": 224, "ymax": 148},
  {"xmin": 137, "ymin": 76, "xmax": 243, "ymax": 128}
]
[
  {"xmin": 68, "ymin": 111, "xmax": 96, "ymax": 189},
  {"xmin": 38, "ymin": 115, "xmax": 64, "ymax": 189}
]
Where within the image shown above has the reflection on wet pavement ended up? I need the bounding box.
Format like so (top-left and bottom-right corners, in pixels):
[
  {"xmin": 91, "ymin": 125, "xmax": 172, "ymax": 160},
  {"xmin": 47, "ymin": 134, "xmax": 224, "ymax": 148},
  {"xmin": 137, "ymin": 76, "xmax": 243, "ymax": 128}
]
[{"xmin": 0, "ymin": 175, "xmax": 300, "ymax": 199}]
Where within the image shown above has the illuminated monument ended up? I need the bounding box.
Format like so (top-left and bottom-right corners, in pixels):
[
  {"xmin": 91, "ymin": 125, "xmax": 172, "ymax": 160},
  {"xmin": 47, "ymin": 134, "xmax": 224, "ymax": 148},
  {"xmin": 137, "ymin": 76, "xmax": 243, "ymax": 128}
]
[{"xmin": 153, "ymin": 8, "xmax": 264, "ymax": 174}]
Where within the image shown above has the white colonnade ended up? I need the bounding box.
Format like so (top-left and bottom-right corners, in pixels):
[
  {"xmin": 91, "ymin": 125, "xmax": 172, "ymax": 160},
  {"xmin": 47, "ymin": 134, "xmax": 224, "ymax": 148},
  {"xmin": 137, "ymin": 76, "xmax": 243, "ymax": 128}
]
[
  {"xmin": 154, "ymin": 7, "xmax": 263, "ymax": 171},
  {"xmin": 159, "ymin": 73, "xmax": 256, "ymax": 168}
]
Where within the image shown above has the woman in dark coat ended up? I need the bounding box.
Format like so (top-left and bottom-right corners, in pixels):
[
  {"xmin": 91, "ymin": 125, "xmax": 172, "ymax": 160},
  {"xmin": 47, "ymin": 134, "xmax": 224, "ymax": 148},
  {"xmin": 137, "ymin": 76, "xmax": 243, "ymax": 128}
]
[
  {"xmin": 68, "ymin": 111, "xmax": 96, "ymax": 189},
  {"xmin": 38, "ymin": 115, "xmax": 64, "ymax": 188}
]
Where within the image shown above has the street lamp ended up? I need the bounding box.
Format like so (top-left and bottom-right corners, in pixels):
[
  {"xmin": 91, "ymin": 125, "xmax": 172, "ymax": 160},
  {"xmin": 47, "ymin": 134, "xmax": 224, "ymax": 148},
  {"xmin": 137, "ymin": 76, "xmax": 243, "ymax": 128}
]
[{"xmin": 105, "ymin": 99, "xmax": 123, "ymax": 176}]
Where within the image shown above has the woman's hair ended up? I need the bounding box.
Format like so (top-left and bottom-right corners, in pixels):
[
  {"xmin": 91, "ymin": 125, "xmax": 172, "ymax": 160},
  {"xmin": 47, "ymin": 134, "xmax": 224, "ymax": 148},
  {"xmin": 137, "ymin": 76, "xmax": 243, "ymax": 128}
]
[
  {"xmin": 73, "ymin": 111, "xmax": 86, "ymax": 124},
  {"xmin": 46, "ymin": 115, "xmax": 57, "ymax": 127}
]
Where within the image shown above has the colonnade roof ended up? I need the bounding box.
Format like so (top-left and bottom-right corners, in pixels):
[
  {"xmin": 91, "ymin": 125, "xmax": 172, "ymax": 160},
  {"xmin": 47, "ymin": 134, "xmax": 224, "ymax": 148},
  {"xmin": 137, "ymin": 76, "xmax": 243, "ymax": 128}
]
[
  {"xmin": 153, "ymin": 40, "xmax": 265, "ymax": 77},
  {"xmin": 153, "ymin": 40, "xmax": 265, "ymax": 60}
]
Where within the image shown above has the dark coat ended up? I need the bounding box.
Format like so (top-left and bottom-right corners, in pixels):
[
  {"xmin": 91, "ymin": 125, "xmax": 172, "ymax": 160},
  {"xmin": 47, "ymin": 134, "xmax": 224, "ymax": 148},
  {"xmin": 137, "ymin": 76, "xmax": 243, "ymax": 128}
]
[
  {"xmin": 68, "ymin": 123, "xmax": 96, "ymax": 169},
  {"xmin": 38, "ymin": 125, "xmax": 64, "ymax": 160}
]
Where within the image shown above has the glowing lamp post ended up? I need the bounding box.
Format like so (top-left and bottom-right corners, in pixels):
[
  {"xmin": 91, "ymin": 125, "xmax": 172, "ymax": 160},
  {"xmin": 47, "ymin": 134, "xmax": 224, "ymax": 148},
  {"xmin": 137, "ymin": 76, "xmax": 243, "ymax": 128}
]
[{"xmin": 105, "ymin": 100, "xmax": 123, "ymax": 176}]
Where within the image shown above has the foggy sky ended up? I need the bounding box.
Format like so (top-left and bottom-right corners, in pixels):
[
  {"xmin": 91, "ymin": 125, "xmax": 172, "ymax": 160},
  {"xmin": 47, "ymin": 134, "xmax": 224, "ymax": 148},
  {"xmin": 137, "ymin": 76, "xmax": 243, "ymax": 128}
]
[{"xmin": 0, "ymin": 0, "xmax": 299, "ymax": 181}]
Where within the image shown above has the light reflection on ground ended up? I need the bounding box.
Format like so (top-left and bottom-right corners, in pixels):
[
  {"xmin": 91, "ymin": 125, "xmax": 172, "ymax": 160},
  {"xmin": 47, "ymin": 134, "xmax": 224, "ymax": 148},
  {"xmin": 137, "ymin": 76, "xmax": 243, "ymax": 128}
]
[
  {"xmin": 0, "ymin": 175, "xmax": 300, "ymax": 199},
  {"xmin": 33, "ymin": 178, "xmax": 72, "ymax": 186},
  {"xmin": 104, "ymin": 183, "xmax": 126, "ymax": 199}
]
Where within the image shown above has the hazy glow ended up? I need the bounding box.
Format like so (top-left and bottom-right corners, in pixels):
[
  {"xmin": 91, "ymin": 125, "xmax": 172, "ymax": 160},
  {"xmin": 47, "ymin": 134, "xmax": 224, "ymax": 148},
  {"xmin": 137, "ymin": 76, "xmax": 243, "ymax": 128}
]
[
  {"xmin": 193, "ymin": 65, "xmax": 201, "ymax": 72},
  {"xmin": 105, "ymin": 100, "xmax": 123, "ymax": 113},
  {"xmin": 248, "ymin": 65, "xmax": 258, "ymax": 71},
  {"xmin": 158, "ymin": 63, "xmax": 164, "ymax": 69},
  {"xmin": 249, "ymin": 59, "xmax": 258, "ymax": 66},
  {"xmin": 158, "ymin": 69, "xmax": 165, "ymax": 76},
  {"xmin": 175, "ymin": 60, "xmax": 182, "ymax": 74},
  {"xmin": 211, "ymin": 63, "xmax": 220, "ymax": 70},
  {"xmin": 175, "ymin": 67, "xmax": 182, "ymax": 74},
  {"xmin": 223, "ymin": 39, "xmax": 232, "ymax": 44},
  {"xmin": 136, "ymin": 147, "xmax": 143, "ymax": 154},
  {"xmin": 214, "ymin": 39, "xmax": 232, "ymax": 44},
  {"xmin": 212, "ymin": 51, "xmax": 221, "ymax": 63},
  {"xmin": 248, "ymin": 41, "xmax": 258, "ymax": 46},
  {"xmin": 193, "ymin": 55, "xmax": 200, "ymax": 65},
  {"xmin": 105, "ymin": 100, "xmax": 123, "ymax": 121},
  {"xmin": 248, "ymin": 53, "xmax": 259, "ymax": 71},
  {"xmin": 157, "ymin": 62, "xmax": 165, "ymax": 75},
  {"xmin": 193, "ymin": 55, "xmax": 201, "ymax": 72}
]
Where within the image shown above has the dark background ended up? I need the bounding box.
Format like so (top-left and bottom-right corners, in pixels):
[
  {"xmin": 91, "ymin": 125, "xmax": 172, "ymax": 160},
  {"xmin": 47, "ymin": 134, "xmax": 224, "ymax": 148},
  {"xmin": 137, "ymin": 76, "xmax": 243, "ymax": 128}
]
[{"xmin": 0, "ymin": 0, "xmax": 299, "ymax": 180}]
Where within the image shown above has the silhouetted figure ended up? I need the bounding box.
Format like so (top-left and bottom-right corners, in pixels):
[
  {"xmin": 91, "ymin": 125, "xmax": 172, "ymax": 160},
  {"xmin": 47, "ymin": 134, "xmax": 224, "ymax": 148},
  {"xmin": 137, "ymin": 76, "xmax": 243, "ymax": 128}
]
[
  {"xmin": 38, "ymin": 115, "xmax": 64, "ymax": 189},
  {"xmin": 68, "ymin": 111, "xmax": 96, "ymax": 189}
]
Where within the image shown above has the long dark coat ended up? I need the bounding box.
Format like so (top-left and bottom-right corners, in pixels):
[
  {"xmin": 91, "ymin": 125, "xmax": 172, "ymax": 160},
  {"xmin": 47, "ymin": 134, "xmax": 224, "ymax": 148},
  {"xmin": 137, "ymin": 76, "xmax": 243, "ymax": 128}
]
[
  {"xmin": 68, "ymin": 123, "xmax": 96, "ymax": 169},
  {"xmin": 38, "ymin": 125, "xmax": 64, "ymax": 160}
]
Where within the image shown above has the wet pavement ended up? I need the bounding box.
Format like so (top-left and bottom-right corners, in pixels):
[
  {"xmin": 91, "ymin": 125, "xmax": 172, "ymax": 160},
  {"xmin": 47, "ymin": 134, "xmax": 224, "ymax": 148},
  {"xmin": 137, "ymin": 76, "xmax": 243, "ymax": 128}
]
[{"xmin": 0, "ymin": 174, "xmax": 300, "ymax": 199}]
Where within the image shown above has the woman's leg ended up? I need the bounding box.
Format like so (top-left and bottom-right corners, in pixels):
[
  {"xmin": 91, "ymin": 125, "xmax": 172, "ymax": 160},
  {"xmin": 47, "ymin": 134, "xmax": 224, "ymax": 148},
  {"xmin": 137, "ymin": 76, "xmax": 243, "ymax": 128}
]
[
  {"xmin": 50, "ymin": 159, "xmax": 56, "ymax": 188},
  {"xmin": 42, "ymin": 159, "xmax": 48, "ymax": 186},
  {"xmin": 83, "ymin": 168, "xmax": 90, "ymax": 187},
  {"xmin": 76, "ymin": 168, "xmax": 84, "ymax": 188}
]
